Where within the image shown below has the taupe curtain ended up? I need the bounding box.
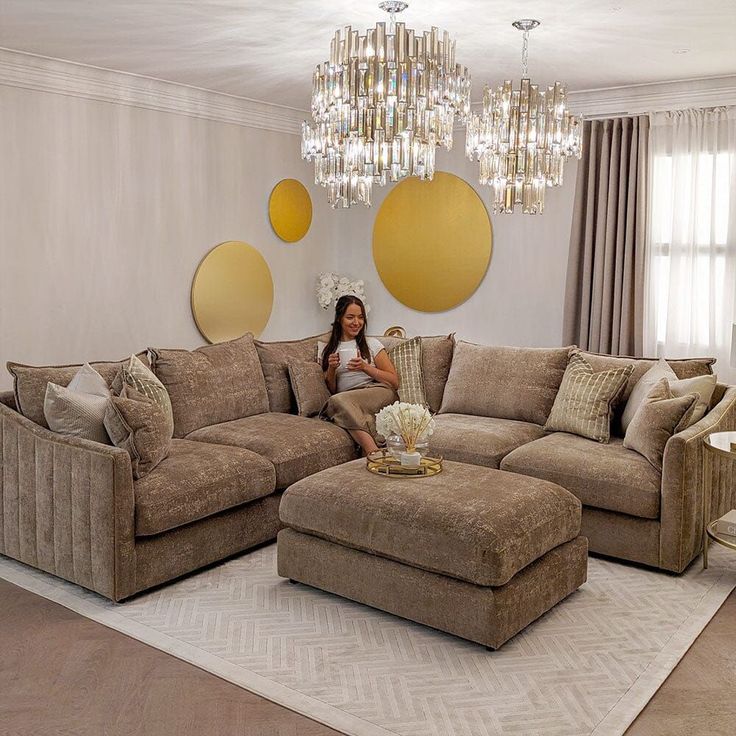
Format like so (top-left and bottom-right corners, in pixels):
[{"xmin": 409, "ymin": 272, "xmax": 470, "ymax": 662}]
[{"xmin": 562, "ymin": 115, "xmax": 649, "ymax": 355}]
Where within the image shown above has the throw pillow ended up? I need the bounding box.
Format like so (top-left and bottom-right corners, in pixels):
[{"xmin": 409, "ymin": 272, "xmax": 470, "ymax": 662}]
[
  {"xmin": 43, "ymin": 363, "xmax": 111, "ymax": 444},
  {"xmin": 440, "ymin": 341, "xmax": 570, "ymax": 426},
  {"xmin": 104, "ymin": 386, "xmax": 172, "ymax": 479},
  {"xmin": 669, "ymin": 373, "xmax": 717, "ymax": 427},
  {"xmin": 255, "ymin": 333, "xmax": 330, "ymax": 413},
  {"xmin": 387, "ymin": 336, "xmax": 427, "ymax": 406},
  {"xmin": 112, "ymin": 354, "xmax": 174, "ymax": 438},
  {"xmin": 544, "ymin": 351, "xmax": 633, "ymax": 443},
  {"xmin": 623, "ymin": 379, "xmax": 698, "ymax": 471},
  {"xmin": 621, "ymin": 358, "xmax": 677, "ymax": 433},
  {"xmin": 288, "ymin": 360, "xmax": 331, "ymax": 417},
  {"xmin": 149, "ymin": 334, "xmax": 269, "ymax": 437}
]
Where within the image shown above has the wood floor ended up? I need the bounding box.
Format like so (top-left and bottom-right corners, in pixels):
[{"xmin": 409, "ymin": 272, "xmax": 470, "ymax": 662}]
[{"xmin": 0, "ymin": 577, "xmax": 734, "ymax": 736}]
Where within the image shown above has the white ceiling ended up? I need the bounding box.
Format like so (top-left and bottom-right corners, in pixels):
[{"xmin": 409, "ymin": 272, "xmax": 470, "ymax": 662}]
[{"xmin": 1, "ymin": 0, "xmax": 735, "ymax": 109}]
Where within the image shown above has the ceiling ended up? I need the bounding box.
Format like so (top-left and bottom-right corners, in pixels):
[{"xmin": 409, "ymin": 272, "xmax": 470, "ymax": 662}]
[{"xmin": 1, "ymin": 0, "xmax": 735, "ymax": 109}]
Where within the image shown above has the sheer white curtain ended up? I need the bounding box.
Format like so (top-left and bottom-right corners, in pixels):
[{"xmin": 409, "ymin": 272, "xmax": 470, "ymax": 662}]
[{"xmin": 644, "ymin": 107, "xmax": 736, "ymax": 381}]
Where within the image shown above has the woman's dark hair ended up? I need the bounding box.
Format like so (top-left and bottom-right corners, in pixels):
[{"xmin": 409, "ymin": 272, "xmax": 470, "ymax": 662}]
[{"xmin": 321, "ymin": 295, "xmax": 371, "ymax": 371}]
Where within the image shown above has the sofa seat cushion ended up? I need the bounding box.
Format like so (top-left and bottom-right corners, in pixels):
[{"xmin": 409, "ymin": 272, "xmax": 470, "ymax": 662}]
[
  {"xmin": 430, "ymin": 414, "xmax": 546, "ymax": 469},
  {"xmin": 280, "ymin": 459, "xmax": 582, "ymax": 587},
  {"xmin": 134, "ymin": 439, "xmax": 276, "ymax": 536},
  {"xmin": 500, "ymin": 433, "xmax": 661, "ymax": 519},
  {"xmin": 186, "ymin": 413, "xmax": 357, "ymax": 489}
]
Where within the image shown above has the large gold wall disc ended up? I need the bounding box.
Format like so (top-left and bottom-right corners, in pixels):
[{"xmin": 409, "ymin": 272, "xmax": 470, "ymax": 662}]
[
  {"xmin": 372, "ymin": 172, "xmax": 492, "ymax": 312},
  {"xmin": 269, "ymin": 179, "xmax": 312, "ymax": 242},
  {"xmin": 191, "ymin": 241, "xmax": 273, "ymax": 343}
]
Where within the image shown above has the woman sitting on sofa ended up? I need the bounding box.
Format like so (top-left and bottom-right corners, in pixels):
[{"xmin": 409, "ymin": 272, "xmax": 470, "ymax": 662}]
[{"xmin": 320, "ymin": 295, "xmax": 399, "ymax": 455}]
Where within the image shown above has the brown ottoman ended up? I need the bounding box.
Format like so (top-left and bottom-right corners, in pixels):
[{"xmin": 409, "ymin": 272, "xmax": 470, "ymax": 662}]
[{"xmin": 278, "ymin": 459, "xmax": 587, "ymax": 649}]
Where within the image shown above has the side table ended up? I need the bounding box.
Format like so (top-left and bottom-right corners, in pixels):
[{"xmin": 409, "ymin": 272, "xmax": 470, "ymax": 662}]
[{"xmin": 702, "ymin": 431, "xmax": 736, "ymax": 569}]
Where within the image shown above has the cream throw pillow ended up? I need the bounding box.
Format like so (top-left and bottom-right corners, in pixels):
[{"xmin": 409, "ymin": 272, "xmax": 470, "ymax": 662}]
[
  {"xmin": 544, "ymin": 351, "xmax": 633, "ymax": 443},
  {"xmin": 670, "ymin": 374, "xmax": 717, "ymax": 427},
  {"xmin": 43, "ymin": 363, "xmax": 111, "ymax": 444}
]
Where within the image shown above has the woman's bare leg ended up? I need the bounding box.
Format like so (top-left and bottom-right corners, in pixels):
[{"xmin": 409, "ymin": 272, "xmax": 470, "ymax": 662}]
[{"xmin": 348, "ymin": 429, "xmax": 379, "ymax": 455}]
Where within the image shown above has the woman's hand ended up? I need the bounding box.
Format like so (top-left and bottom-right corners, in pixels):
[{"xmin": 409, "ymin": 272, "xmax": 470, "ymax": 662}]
[
  {"xmin": 347, "ymin": 355, "xmax": 368, "ymax": 372},
  {"xmin": 326, "ymin": 352, "xmax": 340, "ymax": 371}
]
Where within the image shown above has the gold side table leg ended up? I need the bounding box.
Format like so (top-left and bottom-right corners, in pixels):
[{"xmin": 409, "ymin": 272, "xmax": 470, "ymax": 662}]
[{"xmin": 702, "ymin": 449, "xmax": 711, "ymax": 570}]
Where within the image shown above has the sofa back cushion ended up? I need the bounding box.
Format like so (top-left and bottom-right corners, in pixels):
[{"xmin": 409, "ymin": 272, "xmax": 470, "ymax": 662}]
[
  {"xmin": 7, "ymin": 352, "xmax": 149, "ymax": 429},
  {"xmin": 578, "ymin": 350, "xmax": 715, "ymax": 435},
  {"xmin": 150, "ymin": 334, "xmax": 269, "ymax": 437},
  {"xmin": 255, "ymin": 333, "xmax": 330, "ymax": 413},
  {"xmin": 439, "ymin": 342, "xmax": 571, "ymax": 425}
]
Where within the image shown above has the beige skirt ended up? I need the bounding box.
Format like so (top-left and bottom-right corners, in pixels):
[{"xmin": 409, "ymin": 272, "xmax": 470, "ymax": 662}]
[{"xmin": 320, "ymin": 383, "xmax": 398, "ymax": 442}]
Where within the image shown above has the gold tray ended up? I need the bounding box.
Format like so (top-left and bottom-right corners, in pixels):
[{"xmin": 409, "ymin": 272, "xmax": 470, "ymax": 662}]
[{"xmin": 366, "ymin": 450, "xmax": 443, "ymax": 477}]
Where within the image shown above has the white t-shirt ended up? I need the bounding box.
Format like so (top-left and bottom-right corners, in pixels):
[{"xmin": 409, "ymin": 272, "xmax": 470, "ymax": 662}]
[{"xmin": 318, "ymin": 337, "xmax": 386, "ymax": 393}]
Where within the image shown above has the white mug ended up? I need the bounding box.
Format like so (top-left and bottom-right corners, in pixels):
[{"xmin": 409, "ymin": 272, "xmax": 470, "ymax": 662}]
[{"xmin": 339, "ymin": 347, "xmax": 358, "ymax": 366}]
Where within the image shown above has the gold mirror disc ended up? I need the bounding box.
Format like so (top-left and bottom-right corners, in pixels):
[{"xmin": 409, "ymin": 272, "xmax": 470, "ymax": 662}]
[
  {"xmin": 372, "ymin": 172, "xmax": 492, "ymax": 312},
  {"xmin": 191, "ymin": 240, "xmax": 274, "ymax": 343},
  {"xmin": 269, "ymin": 179, "xmax": 312, "ymax": 242}
]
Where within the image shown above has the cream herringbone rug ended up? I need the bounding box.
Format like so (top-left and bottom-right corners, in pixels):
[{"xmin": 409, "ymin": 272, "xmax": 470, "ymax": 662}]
[{"xmin": 1, "ymin": 544, "xmax": 734, "ymax": 736}]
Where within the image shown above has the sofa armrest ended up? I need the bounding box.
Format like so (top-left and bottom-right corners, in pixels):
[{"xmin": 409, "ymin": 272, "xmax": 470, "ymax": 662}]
[
  {"xmin": 0, "ymin": 402, "xmax": 136, "ymax": 601},
  {"xmin": 659, "ymin": 384, "xmax": 736, "ymax": 572}
]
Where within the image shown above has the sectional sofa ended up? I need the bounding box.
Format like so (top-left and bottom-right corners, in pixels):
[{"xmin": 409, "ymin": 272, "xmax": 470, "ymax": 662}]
[{"xmin": 1, "ymin": 331, "xmax": 734, "ymax": 602}]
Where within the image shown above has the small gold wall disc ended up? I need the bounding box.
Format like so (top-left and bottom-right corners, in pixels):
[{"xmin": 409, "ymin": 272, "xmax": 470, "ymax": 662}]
[
  {"xmin": 372, "ymin": 172, "xmax": 493, "ymax": 312},
  {"xmin": 191, "ymin": 240, "xmax": 274, "ymax": 343},
  {"xmin": 269, "ymin": 179, "xmax": 312, "ymax": 242}
]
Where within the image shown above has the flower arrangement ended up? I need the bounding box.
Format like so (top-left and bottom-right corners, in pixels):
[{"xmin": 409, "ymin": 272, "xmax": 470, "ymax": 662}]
[
  {"xmin": 316, "ymin": 272, "xmax": 371, "ymax": 313},
  {"xmin": 375, "ymin": 402, "xmax": 435, "ymax": 453}
]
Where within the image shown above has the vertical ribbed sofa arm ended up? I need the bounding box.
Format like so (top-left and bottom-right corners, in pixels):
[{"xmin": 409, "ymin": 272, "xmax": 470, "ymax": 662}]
[
  {"xmin": 660, "ymin": 386, "xmax": 736, "ymax": 572},
  {"xmin": 0, "ymin": 402, "xmax": 136, "ymax": 601}
]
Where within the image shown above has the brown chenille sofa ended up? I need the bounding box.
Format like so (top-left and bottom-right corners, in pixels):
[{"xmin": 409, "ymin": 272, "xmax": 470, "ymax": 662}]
[{"xmin": 1, "ymin": 331, "xmax": 734, "ymax": 602}]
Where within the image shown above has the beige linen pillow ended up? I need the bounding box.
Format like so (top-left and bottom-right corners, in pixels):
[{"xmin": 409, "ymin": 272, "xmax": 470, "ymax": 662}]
[
  {"xmin": 621, "ymin": 358, "xmax": 678, "ymax": 433},
  {"xmin": 623, "ymin": 379, "xmax": 698, "ymax": 470},
  {"xmin": 288, "ymin": 360, "xmax": 332, "ymax": 417},
  {"xmin": 387, "ymin": 336, "xmax": 426, "ymax": 406},
  {"xmin": 112, "ymin": 354, "xmax": 174, "ymax": 438},
  {"xmin": 104, "ymin": 386, "xmax": 172, "ymax": 479},
  {"xmin": 669, "ymin": 374, "xmax": 717, "ymax": 427},
  {"xmin": 544, "ymin": 351, "xmax": 633, "ymax": 443},
  {"xmin": 43, "ymin": 363, "xmax": 112, "ymax": 444}
]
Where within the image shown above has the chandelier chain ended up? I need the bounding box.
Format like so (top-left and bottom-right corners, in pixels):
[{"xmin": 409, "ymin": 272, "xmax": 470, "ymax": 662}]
[{"xmin": 521, "ymin": 30, "xmax": 529, "ymax": 77}]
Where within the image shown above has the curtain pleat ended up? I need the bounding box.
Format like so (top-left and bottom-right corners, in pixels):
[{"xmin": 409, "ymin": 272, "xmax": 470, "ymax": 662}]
[{"xmin": 563, "ymin": 115, "xmax": 649, "ymax": 355}]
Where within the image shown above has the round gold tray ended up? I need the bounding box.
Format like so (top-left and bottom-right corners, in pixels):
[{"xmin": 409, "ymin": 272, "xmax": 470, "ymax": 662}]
[{"xmin": 366, "ymin": 450, "xmax": 443, "ymax": 477}]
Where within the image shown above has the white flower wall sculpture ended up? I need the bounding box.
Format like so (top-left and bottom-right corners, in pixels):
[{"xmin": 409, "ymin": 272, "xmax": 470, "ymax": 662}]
[{"xmin": 316, "ymin": 272, "xmax": 371, "ymax": 313}]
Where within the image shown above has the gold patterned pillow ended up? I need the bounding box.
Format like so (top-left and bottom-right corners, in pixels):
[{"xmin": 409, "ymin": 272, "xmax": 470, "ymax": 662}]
[
  {"xmin": 388, "ymin": 336, "xmax": 427, "ymax": 406},
  {"xmin": 544, "ymin": 351, "xmax": 634, "ymax": 443},
  {"xmin": 113, "ymin": 354, "xmax": 174, "ymax": 438}
]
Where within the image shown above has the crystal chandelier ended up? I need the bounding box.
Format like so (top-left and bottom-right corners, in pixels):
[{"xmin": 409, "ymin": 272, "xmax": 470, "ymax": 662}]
[
  {"xmin": 301, "ymin": 1, "xmax": 471, "ymax": 209},
  {"xmin": 465, "ymin": 20, "xmax": 582, "ymax": 214}
]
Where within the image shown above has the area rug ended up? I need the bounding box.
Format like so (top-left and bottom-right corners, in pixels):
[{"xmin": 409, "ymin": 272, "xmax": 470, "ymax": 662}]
[{"xmin": 1, "ymin": 544, "xmax": 734, "ymax": 736}]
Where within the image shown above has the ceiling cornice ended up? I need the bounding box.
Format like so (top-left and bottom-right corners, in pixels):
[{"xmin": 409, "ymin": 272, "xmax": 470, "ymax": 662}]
[
  {"xmin": 2, "ymin": 47, "xmax": 735, "ymax": 133},
  {"xmin": 0, "ymin": 47, "xmax": 306, "ymax": 135},
  {"xmin": 568, "ymin": 75, "xmax": 736, "ymax": 118}
]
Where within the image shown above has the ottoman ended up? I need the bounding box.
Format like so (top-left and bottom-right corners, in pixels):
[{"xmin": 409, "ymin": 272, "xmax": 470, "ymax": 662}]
[{"xmin": 278, "ymin": 459, "xmax": 588, "ymax": 649}]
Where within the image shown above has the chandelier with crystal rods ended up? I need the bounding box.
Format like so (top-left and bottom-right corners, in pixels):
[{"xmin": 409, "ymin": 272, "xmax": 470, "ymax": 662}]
[
  {"xmin": 301, "ymin": 1, "xmax": 471, "ymax": 208},
  {"xmin": 465, "ymin": 19, "xmax": 582, "ymax": 215}
]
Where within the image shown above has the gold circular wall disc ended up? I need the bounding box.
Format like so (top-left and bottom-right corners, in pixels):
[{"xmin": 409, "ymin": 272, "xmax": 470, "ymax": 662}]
[
  {"xmin": 372, "ymin": 172, "xmax": 493, "ymax": 312},
  {"xmin": 191, "ymin": 240, "xmax": 274, "ymax": 343},
  {"xmin": 269, "ymin": 179, "xmax": 313, "ymax": 242}
]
